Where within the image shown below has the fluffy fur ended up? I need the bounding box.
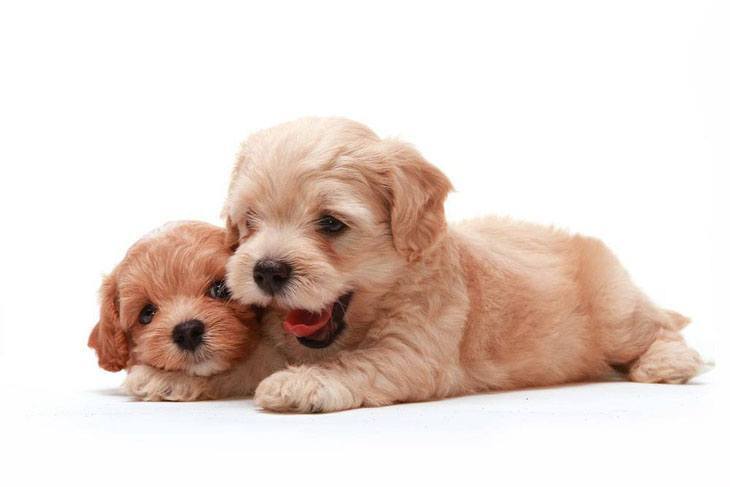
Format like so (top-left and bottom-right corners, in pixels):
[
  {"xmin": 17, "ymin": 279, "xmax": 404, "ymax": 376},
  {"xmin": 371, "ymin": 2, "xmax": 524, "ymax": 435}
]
[
  {"xmin": 127, "ymin": 118, "xmax": 706, "ymax": 411},
  {"xmin": 224, "ymin": 118, "xmax": 705, "ymax": 412},
  {"xmin": 88, "ymin": 221, "xmax": 284, "ymax": 400}
]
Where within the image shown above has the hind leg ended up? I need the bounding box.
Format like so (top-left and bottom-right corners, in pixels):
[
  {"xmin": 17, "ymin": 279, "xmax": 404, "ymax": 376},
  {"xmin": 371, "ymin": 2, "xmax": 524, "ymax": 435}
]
[
  {"xmin": 599, "ymin": 302, "xmax": 703, "ymax": 384},
  {"xmin": 576, "ymin": 236, "xmax": 702, "ymax": 383},
  {"xmin": 628, "ymin": 329, "xmax": 703, "ymax": 384}
]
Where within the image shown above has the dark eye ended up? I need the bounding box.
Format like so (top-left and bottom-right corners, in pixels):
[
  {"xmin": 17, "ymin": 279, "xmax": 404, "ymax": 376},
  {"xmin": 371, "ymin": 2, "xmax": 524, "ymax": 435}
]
[
  {"xmin": 209, "ymin": 280, "xmax": 231, "ymax": 300},
  {"xmin": 138, "ymin": 304, "xmax": 157, "ymax": 325},
  {"xmin": 317, "ymin": 215, "xmax": 347, "ymax": 235}
]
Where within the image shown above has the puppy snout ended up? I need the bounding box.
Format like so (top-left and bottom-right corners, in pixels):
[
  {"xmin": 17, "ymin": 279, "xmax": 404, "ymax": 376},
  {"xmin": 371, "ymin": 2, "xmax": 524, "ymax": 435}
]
[
  {"xmin": 253, "ymin": 259, "xmax": 292, "ymax": 295},
  {"xmin": 172, "ymin": 319, "xmax": 205, "ymax": 352}
]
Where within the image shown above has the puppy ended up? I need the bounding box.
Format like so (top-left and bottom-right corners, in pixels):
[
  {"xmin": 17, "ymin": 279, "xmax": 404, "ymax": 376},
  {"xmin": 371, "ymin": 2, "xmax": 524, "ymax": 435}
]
[
  {"xmin": 218, "ymin": 117, "xmax": 706, "ymax": 413},
  {"xmin": 88, "ymin": 221, "xmax": 283, "ymax": 401}
]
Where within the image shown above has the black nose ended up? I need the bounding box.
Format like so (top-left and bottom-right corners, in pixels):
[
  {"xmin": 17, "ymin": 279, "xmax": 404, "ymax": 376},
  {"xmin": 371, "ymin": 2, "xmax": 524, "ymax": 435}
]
[
  {"xmin": 172, "ymin": 319, "xmax": 205, "ymax": 352},
  {"xmin": 253, "ymin": 259, "xmax": 292, "ymax": 295}
]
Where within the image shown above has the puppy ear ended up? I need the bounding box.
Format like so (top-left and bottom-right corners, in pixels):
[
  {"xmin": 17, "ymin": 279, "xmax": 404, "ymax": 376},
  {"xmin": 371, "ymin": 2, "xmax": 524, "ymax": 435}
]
[
  {"xmin": 221, "ymin": 143, "xmax": 246, "ymax": 251},
  {"xmin": 224, "ymin": 216, "xmax": 240, "ymax": 251},
  {"xmin": 88, "ymin": 272, "xmax": 129, "ymax": 372},
  {"xmin": 381, "ymin": 140, "xmax": 453, "ymax": 262}
]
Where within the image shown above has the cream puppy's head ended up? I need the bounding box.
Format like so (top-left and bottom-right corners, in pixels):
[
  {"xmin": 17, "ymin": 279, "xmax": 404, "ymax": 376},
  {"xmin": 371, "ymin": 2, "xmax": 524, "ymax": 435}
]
[
  {"xmin": 224, "ymin": 118, "xmax": 452, "ymax": 357},
  {"xmin": 89, "ymin": 221, "xmax": 256, "ymax": 376}
]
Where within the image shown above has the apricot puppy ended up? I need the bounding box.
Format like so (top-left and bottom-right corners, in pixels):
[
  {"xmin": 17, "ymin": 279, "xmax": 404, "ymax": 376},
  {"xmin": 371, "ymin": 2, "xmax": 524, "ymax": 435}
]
[
  {"xmin": 88, "ymin": 221, "xmax": 283, "ymax": 401},
  {"xmin": 220, "ymin": 118, "xmax": 705, "ymax": 413}
]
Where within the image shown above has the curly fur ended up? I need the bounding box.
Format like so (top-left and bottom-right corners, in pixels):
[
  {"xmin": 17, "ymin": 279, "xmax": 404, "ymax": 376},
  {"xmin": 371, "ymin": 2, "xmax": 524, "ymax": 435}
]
[{"xmin": 88, "ymin": 221, "xmax": 285, "ymax": 400}]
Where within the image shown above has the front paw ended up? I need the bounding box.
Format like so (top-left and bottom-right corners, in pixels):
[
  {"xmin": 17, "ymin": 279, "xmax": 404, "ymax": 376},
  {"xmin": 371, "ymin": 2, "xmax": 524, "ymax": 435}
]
[
  {"xmin": 254, "ymin": 367, "xmax": 356, "ymax": 413},
  {"xmin": 123, "ymin": 365, "xmax": 205, "ymax": 401}
]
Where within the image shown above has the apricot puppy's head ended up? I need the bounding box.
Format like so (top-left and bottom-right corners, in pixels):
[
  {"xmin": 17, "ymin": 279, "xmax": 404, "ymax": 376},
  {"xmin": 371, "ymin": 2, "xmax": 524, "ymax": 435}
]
[
  {"xmin": 224, "ymin": 118, "xmax": 452, "ymax": 356},
  {"xmin": 88, "ymin": 221, "xmax": 254, "ymax": 375}
]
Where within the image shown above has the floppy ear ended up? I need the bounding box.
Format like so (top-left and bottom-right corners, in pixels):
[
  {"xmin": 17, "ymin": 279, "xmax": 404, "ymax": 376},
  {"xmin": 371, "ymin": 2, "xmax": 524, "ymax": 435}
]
[
  {"xmin": 381, "ymin": 139, "xmax": 453, "ymax": 262},
  {"xmin": 88, "ymin": 272, "xmax": 129, "ymax": 372},
  {"xmin": 221, "ymin": 143, "xmax": 247, "ymax": 251},
  {"xmin": 224, "ymin": 216, "xmax": 240, "ymax": 251}
]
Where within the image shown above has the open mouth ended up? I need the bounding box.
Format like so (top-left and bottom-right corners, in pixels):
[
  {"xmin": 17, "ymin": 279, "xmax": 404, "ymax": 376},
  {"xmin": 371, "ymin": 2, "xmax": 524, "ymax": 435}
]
[{"xmin": 282, "ymin": 293, "xmax": 352, "ymax": 349}]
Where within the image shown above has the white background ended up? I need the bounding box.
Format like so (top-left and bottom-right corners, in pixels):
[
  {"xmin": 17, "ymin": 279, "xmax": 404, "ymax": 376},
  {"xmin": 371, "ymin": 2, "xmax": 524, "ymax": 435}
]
[{"xmin": 0, "ymin": 1, "xmax": 727, "ymax": 485}]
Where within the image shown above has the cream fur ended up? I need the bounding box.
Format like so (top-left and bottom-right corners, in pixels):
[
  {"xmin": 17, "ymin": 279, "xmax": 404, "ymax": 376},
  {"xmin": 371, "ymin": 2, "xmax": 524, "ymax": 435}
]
[
  {"xmin": 220, "ymin": 117, "xmax": 705, "ymax": 412},
  {"xmin": 130, "ymin": 118, "xmax": 706, "ymax": 410}
]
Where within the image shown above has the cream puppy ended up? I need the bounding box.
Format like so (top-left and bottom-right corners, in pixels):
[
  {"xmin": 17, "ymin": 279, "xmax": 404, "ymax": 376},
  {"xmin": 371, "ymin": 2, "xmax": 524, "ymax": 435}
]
[{"xmin": 219, "ymin": 117, "xmax": 705, "ymax": 412}]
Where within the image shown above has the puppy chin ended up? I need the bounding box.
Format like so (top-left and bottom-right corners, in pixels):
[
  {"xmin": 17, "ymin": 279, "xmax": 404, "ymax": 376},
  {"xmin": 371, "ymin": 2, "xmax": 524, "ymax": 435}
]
[{"xmin": 186, "ymin": 358, "xmax": 227, "ymax": 377}]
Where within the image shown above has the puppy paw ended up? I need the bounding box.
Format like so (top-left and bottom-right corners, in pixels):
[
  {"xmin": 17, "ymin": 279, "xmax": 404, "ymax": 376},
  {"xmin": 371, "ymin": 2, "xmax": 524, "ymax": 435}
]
[
  {"xmin": 628, "ymin": 336, "xmax": 705, "ymax": 384},
  {"xmin": 254, "ymin": 367, "xmax": 357, "ymax": 413},
  {"xmin": 123, "ymin": 365, "xmax": 206, "ymax": 401}
]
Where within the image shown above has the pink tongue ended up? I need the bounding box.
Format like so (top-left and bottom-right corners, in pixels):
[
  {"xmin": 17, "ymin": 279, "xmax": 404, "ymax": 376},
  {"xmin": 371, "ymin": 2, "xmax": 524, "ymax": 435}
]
[{"xmin": 283, "ymin": 307, "xmax": 333, "ymax": 337}]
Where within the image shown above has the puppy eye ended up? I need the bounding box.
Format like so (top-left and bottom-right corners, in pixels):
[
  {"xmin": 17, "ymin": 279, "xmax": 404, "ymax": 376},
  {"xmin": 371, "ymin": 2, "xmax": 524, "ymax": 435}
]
[
  {"xmin": 138, "ymin": 304, "xmax": 157, "ymax": 325},
  {"xmin": 209, "ymin": 280, "xmax": 231, "ymax": 300},
  {"xmin": 317, "ymin": 215, "xmax": 347, "ymax": 235}
]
